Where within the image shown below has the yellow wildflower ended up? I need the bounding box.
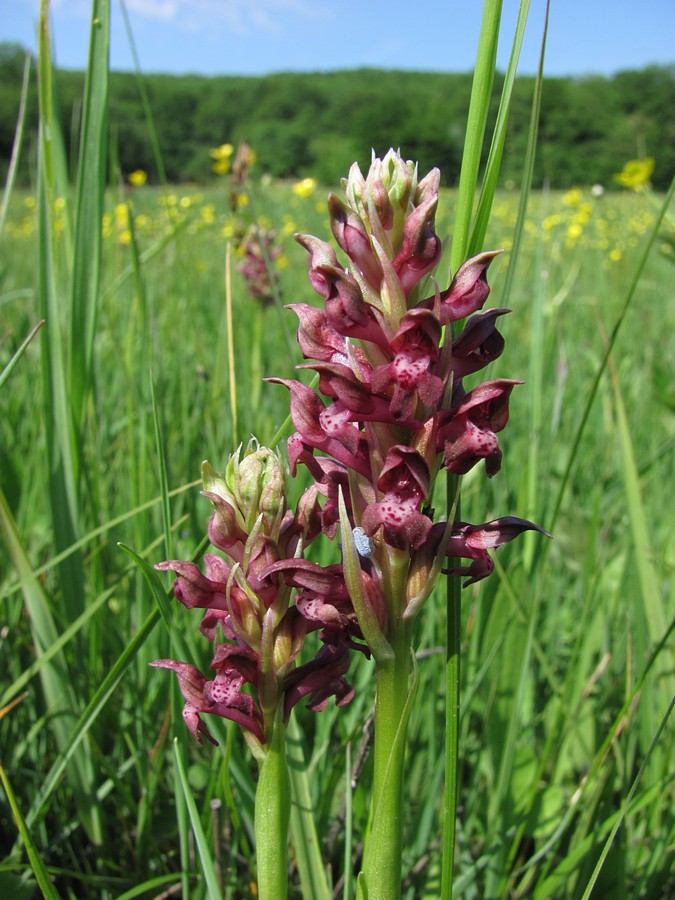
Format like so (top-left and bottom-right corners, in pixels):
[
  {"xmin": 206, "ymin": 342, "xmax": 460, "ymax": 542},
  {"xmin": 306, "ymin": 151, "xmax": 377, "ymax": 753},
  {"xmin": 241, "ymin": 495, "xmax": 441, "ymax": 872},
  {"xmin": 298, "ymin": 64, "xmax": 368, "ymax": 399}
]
[
  {"xmin": 236, "ymin": 192, "xmax": 249, "ymax": 208},
  {"xmin": 562, "ymin": 188, "xmax": 583, "ymax": 207},
  {"xmin": 210, "ymin": 143, "xmax": 234, "ymax": 176},
  {"xmin": 613, "ymin": 158, "xmax": 654, "ymax": 190},
  {"xmin": 566, "ymin": 223, "xmax": 583, "ymax": 241},
  {"xmin": 128, "ymin": 169, "xmax": 147, "ymax": 187},
  {"xmin": 212, "ymin": 158, "xmax": 231, "ymax": 176},
  {"xmin": 293, "ymin": 177, "xmax": 317, "ymax": 199},
  {"xmin": 210, "ymin": 143, "xmax": 234, "ymax": 160}
]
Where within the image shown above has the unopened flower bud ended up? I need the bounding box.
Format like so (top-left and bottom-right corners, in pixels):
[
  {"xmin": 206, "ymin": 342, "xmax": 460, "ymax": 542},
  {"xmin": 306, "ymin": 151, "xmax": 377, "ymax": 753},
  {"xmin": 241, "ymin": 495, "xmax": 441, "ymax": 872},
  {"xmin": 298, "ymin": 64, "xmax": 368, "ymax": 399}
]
[
  {"xmin": 375, "ymin": 148, "xmax": 415, "ymax": 211},
  {"xmin": 272, "ymin": 611, "xmax": 307, "ymax": 677},
  {"xmin": 237, "ymin": 444, "xmax": 286, "ymax": 537}
]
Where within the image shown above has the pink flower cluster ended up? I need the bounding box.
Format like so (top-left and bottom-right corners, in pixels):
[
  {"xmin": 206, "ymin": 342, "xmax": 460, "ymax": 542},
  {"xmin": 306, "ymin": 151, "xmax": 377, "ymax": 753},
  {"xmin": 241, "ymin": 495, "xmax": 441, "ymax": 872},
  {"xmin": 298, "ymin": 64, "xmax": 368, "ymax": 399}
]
[
  {"xmin": 151, "ymin": 448, "xmax": 363, "ymax": 745},
  {"xmin": 269, "ymin": 151, "xmax": 545, "ymax": 589}
]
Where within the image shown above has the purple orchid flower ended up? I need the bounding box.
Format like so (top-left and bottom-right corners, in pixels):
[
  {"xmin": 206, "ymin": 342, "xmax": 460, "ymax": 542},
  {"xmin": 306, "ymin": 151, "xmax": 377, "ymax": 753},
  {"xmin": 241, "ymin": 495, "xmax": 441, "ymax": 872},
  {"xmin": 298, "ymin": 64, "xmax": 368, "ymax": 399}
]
[{"xmin": 151, "ymin": 443, "xmax": 360, "ymax": 746}]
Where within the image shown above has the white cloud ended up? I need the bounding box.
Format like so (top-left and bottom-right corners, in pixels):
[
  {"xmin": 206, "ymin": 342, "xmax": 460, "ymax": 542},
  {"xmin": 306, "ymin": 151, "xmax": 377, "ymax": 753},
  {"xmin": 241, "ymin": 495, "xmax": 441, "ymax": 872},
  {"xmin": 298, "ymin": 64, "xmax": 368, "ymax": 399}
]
[
  {"xmin": 123, "ymin": 0, "xmax": 331, "ymax": 34},
  {"xmin": 125, "ymin": 1, "xmax": 179, "ymax": 24},
  {"xmin": 46, "ymin": 0, "xmax": 333, "ymax": 37}
]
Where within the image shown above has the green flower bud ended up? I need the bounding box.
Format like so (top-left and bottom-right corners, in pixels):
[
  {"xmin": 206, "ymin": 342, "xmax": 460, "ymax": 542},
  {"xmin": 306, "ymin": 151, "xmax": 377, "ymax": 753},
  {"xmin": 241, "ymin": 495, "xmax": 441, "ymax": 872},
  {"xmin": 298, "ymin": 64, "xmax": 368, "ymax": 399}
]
[
  {"xmin": 377, "ymin": 148, "xmax": 415, "ymax": 210},
  {"xmin": 272, "ymin": 613, "xmax": 307, "ymax": 678},
  {"xmin": 237, "ymin": 442, "xmax": 286, "ymax": 536},
  {"xmin": 203, "ymin": 441, "xmax": 286, "ymax": 540},
  {"xmin": 201, "ymin": 459, "xmax": 248, "ymax": 547},
  {"xmin": 343, "ymin": 150, "xmax": 420, "ymax": 258}
]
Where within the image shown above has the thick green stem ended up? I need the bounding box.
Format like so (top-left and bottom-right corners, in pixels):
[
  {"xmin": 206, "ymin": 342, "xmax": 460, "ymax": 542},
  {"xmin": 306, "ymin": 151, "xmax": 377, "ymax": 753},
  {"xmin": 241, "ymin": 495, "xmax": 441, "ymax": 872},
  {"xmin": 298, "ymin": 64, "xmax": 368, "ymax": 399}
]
[
  {"xmin": 359, "ymin": 620, "xmax": 414, "ymax": 900},
  {"xmin": 255, "ymin": 711, "xmax": 291, "ymax": 900}
]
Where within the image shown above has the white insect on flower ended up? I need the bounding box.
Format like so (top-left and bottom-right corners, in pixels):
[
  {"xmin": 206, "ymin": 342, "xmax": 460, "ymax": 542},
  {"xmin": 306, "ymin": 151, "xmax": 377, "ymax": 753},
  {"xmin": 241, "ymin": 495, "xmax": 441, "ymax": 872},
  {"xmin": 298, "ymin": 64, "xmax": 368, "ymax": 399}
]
[{"xmin": 353, "ymin": 526, "xmax": 376, "ymax": 559}]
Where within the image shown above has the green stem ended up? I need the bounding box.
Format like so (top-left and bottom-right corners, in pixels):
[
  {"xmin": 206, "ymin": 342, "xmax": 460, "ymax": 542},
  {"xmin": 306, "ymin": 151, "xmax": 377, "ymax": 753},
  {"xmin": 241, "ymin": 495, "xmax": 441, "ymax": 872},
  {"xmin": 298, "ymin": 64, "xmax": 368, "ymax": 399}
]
[
  {"xmin": 441, "ymin": 566, "xmax": 461, "ymax": 895},
  {"xmin": 255, "ymin": 711, "xmax": 291, "ymax": 900},
  {"xmin": 359, "ymin": 619, "xmax": 414, "ymax": 900}
]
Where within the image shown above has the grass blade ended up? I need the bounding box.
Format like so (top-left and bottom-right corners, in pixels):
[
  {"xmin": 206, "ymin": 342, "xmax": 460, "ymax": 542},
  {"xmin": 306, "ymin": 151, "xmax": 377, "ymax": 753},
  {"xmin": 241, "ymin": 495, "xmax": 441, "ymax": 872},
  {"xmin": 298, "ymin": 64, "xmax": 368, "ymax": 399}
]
[
  {"xmin": 119, "ymin": 0, "xmax": 169, "ymax": 187},
  {"xmin": 286, "ymin": 715, "xmax": 332, "ymax": 900},
  {"xmin": 500, "ymin": 0, "xmax": 550, "ymax": 307},
  {"xmin": 69, "ymin": 0, "xmax": 110, "ymax": 426},
  {"xmin": 450, "ymin": 0, "xmax": 503, "ymax": 273},
  {"xmin": 0, "ymin": 50, "xmax": 31, "ymax": 244},
  {"xmin": 0, "ymin": 320, "xmax": 44, "ymax": 391},
  {"xmin": 0, "ymin": 486, "xmax": 101, "ymax": 844},
  {"xmin": 0, "ymin": 758, "xmax": 61, "ymax": 900},
  {"xmin": 579, "ymin": 697, "xmax": 674, "ymax": 900},
  {"xmin": 225, "ymin": 243, "xmax": 239, "ymax": 442},
  {"xmin": 172, "ymin": 737, "xmax": 224, "ymax": 900},
  {"xmin": 150, "ymin": 374, "xmax": 174, "ymax": 561},
  {"xmin": 469, "ymin": 0, "xmax": 531, "ymax": 256},
  {"xmin": 37, "ymin": 0, "xmax": 82, "ymax": 567},
  {"xmin": 21, "ymin": 603, "xmax": 161, "ymax": 832},
  {"xmin": 444, "ymin": 3, "xmax": 503, "ymax": 893},
  {"xmin": 609, "ymin": 363, "xmax": 667, "ymax": 646},
  {"xmin": 0, "ymin": 478, "xmax": 200, "ymax": 604}
]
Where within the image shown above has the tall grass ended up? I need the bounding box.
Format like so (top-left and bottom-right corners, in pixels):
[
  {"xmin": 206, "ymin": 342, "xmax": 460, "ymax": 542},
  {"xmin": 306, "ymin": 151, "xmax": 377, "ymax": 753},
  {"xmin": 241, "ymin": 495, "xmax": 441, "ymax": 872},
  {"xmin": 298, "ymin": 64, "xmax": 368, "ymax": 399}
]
[{"xmin": 0, "ymin": 1, "xmax": 673, "ymax": 898}]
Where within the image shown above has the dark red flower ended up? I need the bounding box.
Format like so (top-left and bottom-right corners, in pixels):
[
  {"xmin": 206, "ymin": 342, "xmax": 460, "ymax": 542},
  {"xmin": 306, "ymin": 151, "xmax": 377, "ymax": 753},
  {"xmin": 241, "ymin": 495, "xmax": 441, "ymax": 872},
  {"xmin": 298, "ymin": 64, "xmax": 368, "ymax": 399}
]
[
  {"xmin": 149, "ymin": 657, "xmax": 265, "ymax": 744},
  {"xmin": 449, "ymin": 308, "xmax": 510, "ymax": 379},
  {"xmin": 443, "ymin": 517, "xmax": 551, "ymax": 586},
  {"xmin": 267, "ymin": 377, "xmax": 372, "ymax": 478},
  {"xmin": 361, "ymin": 446, "xmax": 432, "ymax": 550},
  {"xmin": 418, "ymin": 250, "xmax": 502, "ymax": 324},
  {"xmin": 438, "ymin": 379, "xmax": 521, "ymax": 477},
  {"xmin": 371, "ymin": 308, "xmax": 444, "ymax": 419}
]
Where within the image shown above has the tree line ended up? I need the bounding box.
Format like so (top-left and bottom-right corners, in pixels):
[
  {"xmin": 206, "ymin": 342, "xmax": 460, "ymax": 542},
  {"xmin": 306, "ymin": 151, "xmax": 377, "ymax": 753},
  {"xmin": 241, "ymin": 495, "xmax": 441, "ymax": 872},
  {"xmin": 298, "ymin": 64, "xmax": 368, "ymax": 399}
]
[{"xmin": 1, "ymin": 43, "xmax": 673, "ymax": 190}]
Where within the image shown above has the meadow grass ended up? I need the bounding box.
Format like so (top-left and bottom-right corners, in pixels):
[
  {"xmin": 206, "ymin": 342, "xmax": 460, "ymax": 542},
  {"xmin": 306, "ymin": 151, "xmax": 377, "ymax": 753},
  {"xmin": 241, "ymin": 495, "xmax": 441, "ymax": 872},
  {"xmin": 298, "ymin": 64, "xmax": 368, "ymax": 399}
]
[{"xmin": 1, "ymin": 168, "xmax": 673, "ymax": 898}]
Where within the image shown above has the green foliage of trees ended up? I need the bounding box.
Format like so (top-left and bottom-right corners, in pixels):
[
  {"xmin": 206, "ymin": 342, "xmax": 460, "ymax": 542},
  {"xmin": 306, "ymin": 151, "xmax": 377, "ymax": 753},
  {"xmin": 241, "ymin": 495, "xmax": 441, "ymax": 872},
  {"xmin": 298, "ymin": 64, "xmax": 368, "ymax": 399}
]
[{"xmin": 0, "ymin": 42, "xmax": 673, "ymax": 189}]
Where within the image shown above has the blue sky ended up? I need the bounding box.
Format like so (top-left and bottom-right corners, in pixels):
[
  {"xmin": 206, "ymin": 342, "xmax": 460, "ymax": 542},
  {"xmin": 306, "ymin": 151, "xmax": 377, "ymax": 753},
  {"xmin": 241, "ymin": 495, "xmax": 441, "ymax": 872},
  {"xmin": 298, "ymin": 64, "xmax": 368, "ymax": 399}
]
[{"xmin": 2, "ymin": 1, "xmax": 674, "ymax": 77}]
